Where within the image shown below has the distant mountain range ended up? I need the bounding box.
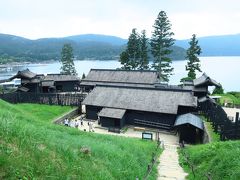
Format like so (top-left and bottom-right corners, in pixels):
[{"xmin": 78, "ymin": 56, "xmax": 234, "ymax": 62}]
[
  {"xmin": 175, "ymin": 34, "xmax": 240, "ymax": 56},
  {"xmin": 0, "ymin": 33, "xmax": 240, "ymax": 64},
  {"xmin": 0, "ymin": 33, "xmax": 186, "ymax": 63},
  {"xmin": 0, "ymin": 34, "xmax": 127, "ymax": 62}
]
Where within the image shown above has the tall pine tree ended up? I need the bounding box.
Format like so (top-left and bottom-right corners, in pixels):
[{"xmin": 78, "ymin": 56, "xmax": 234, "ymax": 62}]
[
  {"xmin": 119, "ymin": 28, "xmax": 140, "ymax": 70},
  {"xmin": 138, "ymin": 30, "xmax": 149, "ymax": 70},
  {"xmin": 185, "ymin": 34, "xmax": 202, "ymax": 80},
  {"xmin": 150, "ymin": 11, "xmax": 174, "ymax": 82},
  {"xmin": 60, "ymin": 44, "xmax": 77, "ymax": 75}
]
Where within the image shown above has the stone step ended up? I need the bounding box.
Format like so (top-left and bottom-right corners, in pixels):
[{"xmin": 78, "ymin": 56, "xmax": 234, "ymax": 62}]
[
  {"xmin": 159, "ymin": 166, "xmax": 182, "ymax": 168},
  {"xmin": 158, "ymin": 146, "xmax": 187, "ymax": 180}
]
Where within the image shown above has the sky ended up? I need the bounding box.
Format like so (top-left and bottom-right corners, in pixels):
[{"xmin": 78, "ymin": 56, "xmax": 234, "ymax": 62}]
[{"xmin": 0, "ymin": 0, "xmax": 240, "ymax": 40}]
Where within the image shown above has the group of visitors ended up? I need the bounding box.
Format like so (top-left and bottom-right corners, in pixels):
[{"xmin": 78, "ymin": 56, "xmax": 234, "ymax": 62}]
[
  {"xmin": 64, "ymin": 118, "xmax": 83, "ymax": 128},
  {"xmin": 64, "ymin": 117, "xmax": 94, "ymax": 132}
]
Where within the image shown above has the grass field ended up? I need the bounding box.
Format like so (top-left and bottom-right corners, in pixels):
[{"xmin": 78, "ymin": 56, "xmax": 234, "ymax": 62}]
[
  {"xmin": 214, "ymin": 92, "xmax": 240, "ymax": 106},
  {"xmin": 0, "ymin": 100, "xmax": 161, "ymax": 179},
  {"xmin": 179, "ymin": 141, "xmax": 240, "ymax": 180},
  {"xmin": 202, "ymin": 116, "xmax": 220, "ymax": 142},
  {"xmin": 180, "ymin": 120, "xmax": 239, "ymax": 180}
]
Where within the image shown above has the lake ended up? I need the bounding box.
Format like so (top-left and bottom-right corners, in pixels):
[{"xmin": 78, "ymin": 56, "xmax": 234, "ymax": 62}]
[{"xmin": 0, "ymin": 56, "xmax": 239, "ymax": 91}]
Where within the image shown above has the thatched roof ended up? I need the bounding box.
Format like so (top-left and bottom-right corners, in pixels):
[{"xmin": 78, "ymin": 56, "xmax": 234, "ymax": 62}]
[
  {"xmin": 98, "ymin": 108, "xmax": 126, "ymax": 119},
  {"xmin": 83, "ymin": 85, "xmax": 197, "ymax": 115},
  {"xmin": 194, "ymin": 73, "xmax": 220, "ymax": 87},
  {"xmin": 44, "ymin": 74, "xmax": 80, "ymax": 82},
  {"xmin": 174, "ymin": 113, "xmax": 204, "ymax": 130},
  {"xmin": 10, "ymin": 69, "xmax": 36, "ymax": 80},
  {"xmin": 80, "ymin": 69, "xmax": 159, "ymax": 86}
]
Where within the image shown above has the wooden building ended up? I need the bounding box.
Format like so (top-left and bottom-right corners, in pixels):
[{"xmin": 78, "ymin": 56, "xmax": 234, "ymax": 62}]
[
  {"xmin": 182, "ymin": 73, "xmax": 220, "ymax": 98},
  {"xmin": 80, "ymin": 69, "xmax": 159, "ymax": 92},
  {"xmin": 82, "ymin": 85, "xmax": 198, "ymax": 130},
  {"xmin": 81, "ymin": 70, "xmax": 221, "ymax": 135},
  {"xmin": 43, "ymin": 74, "xmax": 80, "ymax": 92},
  {"xmin": 10, "ymin": 69, "xmax": 42, "ymax": 93},
  {"xmin": 174, "ymin": 113, "xmax": 204, "ymax": 144},
  {"xmin": 10, "ymin": 69, "xmax": 80, "ymax": 93}
]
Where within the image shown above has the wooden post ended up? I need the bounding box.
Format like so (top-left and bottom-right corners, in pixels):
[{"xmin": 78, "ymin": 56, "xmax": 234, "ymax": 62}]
[{"xmin": 235, "ymin": 112, "xmax": 239, "ymax": 139}]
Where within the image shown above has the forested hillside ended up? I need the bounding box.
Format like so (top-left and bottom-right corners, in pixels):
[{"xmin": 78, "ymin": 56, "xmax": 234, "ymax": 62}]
[
  {"xmin": 0, "ymin": 33, "xmax": 186, "ymax": 64},
  {"xmin": 175, "ymin": 34, "xmax": 240, "ymax": 56}
]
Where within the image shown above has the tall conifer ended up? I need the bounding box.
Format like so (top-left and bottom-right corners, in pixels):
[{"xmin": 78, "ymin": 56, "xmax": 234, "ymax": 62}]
[
  {"xmin": 150, "ymin": 11, "xmax": 174, "ymax": 82},
  {"xmin": 185, "ymin": 34, "xmax": 202, "ymax": 79},
  {"xmin": 119, "ymin": 28, "xmax": 140, "ymax": 70},
  {"xmin": 60, "ymin": 44, "xmax": 77, "ymax": 75},
  {"xmin": 138, "ymin": 30, "xmax": 149, "ymax": 70}
]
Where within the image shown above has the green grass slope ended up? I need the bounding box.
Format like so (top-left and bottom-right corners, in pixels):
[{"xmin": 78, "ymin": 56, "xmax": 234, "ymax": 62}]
[
  {"xmin": 0, "ymin": 100, "xmax": 161, "ymax": 179},
  {"xmin": 214, "ymin": 92, "xmax": 240, "ymax": 106},
  {"xmin": 179, "ymin": 141, "xmax": 240, "ymax": 180}
]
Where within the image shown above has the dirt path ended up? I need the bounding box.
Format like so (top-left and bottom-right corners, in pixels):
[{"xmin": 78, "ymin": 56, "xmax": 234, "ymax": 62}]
[
  {"xmin": 222, "ymin": 107, "xmax": 240, "ymax": 122},
  {"xmin": 158, "ymin": 143, "xmax": 187, "ymax": 180}
]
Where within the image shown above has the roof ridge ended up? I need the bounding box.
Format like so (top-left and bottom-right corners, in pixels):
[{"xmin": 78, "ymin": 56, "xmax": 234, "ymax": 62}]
[
  {"xmin": 81, "ymin": 79, "xmax": 155, "ymax": 85},
  {"xmin": 95, "ymin": 84, "xmax": 192, "ymax": 92},
  {"xmin": 90, "ymin": 68, "xmax": 158, "ymax": 72}
]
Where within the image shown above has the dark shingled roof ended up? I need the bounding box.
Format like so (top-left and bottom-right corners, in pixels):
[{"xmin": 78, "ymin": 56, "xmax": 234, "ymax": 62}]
[
  {"xmin": 17, "ymin": 86, "xmax": 29, "ymax": 92},
  {"xmin": 80, "ymin": 69, "xmax": 159, "ymax": 86},
  {"xmin": 174, "ymin": 113, "xmax": 204, "ymax": 130},
  {"xmin": 21, "ymin": 78, "xmax": 41, "ymax": 84},
  {"xmin": 198, "ymin": 96, "xmax": 216, "ymax": 104},
  {"xmin": 98, "ymin": 108, "xmax": 126, "ymax": 119},
  {"xmin": 10, "ymin": 69, "xmax": 37, "ymax": 80},
  {"xmin": 80, "ymin": 80, "xmax": 155, "ymax": 88},
  {"xmin": 41, "ymin": 80, "xmax": 54, "ymax": 87},
  {"xmin": 182, "ymin": 85, "xmax": 208, "ymax": 92},
  {"xmin": 194, "ymin": 73, "xmax": 220, "ymax": 87},
  {"xmin": 44, "ymin": 74, "xmax": 80, "ymax": 82},
  {"xmin": 0, "ymin": 79, "xmax": 9, "ymax": 83},
  {"xmin": 83, "ymin": 85, "xmax": 197, "ymax": 114}
]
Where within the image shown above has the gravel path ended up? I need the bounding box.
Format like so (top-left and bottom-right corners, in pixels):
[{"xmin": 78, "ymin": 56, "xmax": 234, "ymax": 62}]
[
  {"xmin": 222, "ymin": 107, "xmax": 240, "ymax": 122},
  {"xmin": 158, "ymin": 143, "xmax": 187, "ymax": 180}
]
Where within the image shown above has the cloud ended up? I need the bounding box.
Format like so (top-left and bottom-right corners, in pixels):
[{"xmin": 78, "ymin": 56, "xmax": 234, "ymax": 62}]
[{"xmin": 0, "ymin": 0, "xmax": 240, "ymax": 39}]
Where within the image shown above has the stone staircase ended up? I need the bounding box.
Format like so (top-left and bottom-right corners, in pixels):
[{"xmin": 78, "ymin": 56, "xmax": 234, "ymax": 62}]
[{"xmin": 158, "ymin": 144, "xmax": 188, "ymax": 180}]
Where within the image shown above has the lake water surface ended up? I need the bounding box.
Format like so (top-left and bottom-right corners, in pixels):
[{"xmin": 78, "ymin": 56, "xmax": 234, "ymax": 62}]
[{"xmin": 0, "ymin": 56, "xmax": 239, "ymax": 91}]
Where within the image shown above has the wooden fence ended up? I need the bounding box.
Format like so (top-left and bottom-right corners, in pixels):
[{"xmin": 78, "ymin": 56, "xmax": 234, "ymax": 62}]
[
  {"xmin": 180, "ymin": 142, "xmax": 212, "ymax": 180},
  {"xmin": 0, "ymin": 92, "xmax": 86, "ymax": 106},
  {"xmin": 199, "ymin": 101, "xmax": 240, "ymax": 140}
]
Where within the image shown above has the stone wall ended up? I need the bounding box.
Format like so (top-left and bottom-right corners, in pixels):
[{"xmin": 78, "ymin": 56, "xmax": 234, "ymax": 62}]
[
  {"xmin": 203, "ymin": 123, "xmax": 210, "ymax": 143},
  {"xmin": 54, "ymin": 107, "xmax": 80, "ymax": 124}
]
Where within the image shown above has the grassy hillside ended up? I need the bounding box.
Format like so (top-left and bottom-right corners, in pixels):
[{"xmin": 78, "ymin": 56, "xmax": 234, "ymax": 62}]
[
  {"xmin": 213, "ymin": 92, "xmax": 240, "ymax": 106},
  {"xmin": 180, "ymin": 117, "xmax": 239, "ymax": 180},
  {"xmin": 0, "ymin": 100, "xmax": 161, "ymax": 179},
  {"xmin": 179, "ymin": 141, "xmax": 240, "ymax": 180},
  {"xmin": 204, "ymin": 120, "xmax": 220, "ymax": 142}
]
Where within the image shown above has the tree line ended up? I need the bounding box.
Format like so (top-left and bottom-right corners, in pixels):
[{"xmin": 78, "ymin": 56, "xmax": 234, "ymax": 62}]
[{"xmin": 119, "ymin": 10, "xmax": 202, "ymax": 82}]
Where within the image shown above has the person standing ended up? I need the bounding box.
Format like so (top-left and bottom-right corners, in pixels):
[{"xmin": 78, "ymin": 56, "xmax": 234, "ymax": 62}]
[
  {"xmin": 75, "ymin": 119, "xmax": 79, "ymax": 129},
  {"xmin": 80, "ymin": 119, "xmax": 83, "ymax": 127},
  {"xmin": 88, "ymin": 121, "xmax": 91, "ymax": 132},
  {"xmin": 64, "ymin": 118, "xmax": 69, "ymax": 126}
]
